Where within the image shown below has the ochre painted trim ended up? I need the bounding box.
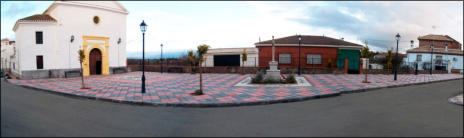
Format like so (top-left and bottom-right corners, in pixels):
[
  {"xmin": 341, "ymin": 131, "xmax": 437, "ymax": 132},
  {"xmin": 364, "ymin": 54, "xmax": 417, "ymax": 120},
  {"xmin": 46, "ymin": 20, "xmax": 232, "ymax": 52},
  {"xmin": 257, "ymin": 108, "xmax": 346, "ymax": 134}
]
[{"xmin": 82, "ymin": 35, "xmax": 109, "ymax": 76}]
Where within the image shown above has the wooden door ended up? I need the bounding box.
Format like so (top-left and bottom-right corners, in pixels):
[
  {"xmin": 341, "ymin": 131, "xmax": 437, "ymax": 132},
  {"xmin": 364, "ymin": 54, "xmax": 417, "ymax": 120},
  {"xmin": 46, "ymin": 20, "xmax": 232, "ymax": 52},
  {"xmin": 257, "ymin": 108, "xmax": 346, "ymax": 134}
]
[{"xmin": 89, "ymin": 49, "xmax": 102, "ymax": 75}]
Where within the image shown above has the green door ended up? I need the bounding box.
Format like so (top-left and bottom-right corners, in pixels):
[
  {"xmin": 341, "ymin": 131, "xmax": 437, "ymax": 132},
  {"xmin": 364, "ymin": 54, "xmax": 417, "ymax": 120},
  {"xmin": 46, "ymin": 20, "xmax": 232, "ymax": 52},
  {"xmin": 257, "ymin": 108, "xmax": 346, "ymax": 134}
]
[{"xmin": 337, "ymin": 49, "xmax": 360, "ymax": 72}]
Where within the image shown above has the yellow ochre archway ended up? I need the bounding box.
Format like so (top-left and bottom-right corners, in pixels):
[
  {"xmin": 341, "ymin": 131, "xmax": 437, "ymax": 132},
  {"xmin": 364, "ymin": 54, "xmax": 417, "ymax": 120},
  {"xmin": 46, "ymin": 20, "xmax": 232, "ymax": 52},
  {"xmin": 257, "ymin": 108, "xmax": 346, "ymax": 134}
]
[{"xmin": 82, "ymin": 35, "xmax": 109, "ymax": 76}]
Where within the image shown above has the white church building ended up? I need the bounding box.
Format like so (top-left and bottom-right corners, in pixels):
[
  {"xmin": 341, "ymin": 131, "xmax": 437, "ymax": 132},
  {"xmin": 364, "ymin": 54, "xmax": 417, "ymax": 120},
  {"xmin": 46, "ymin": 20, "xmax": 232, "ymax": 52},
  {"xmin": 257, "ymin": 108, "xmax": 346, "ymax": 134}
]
[{"xmin": 12, "ymin": 1, "xmax": 128, "ymax": 79}]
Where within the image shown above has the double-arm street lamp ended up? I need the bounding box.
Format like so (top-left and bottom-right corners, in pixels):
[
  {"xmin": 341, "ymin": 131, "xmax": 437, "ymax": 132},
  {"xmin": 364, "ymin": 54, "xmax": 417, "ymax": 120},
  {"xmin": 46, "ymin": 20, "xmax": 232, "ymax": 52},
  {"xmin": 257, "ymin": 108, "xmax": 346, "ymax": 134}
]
[
  {"xmin": 394, "ymin": 33, "xmax": 400, "ymax": 81},
  {"xmin": 161, "ymin": 44, "xmax": 163, "ymax": 74},
  {"xmin": 140, "ymin": 20, "xmax": 147, "ymax": 93},
  {"xmin": 298, "ymin": 35, "xmax": 302, "ymax": 75}
]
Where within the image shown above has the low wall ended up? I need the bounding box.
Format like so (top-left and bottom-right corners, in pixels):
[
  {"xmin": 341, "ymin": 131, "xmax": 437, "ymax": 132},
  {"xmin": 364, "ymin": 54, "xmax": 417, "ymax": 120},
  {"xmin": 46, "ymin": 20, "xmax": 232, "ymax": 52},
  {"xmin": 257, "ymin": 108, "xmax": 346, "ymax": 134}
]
[
  {"xmin": 17, "ymin": 67, "xmax": 127, "ymax": 80},
  {"xmin": 127, "ymin": 65, "xmax": 345, "ymax": 74},
  {"xmin": 364, "ymin": 69, "xmax": 450, "ymax": 74}
]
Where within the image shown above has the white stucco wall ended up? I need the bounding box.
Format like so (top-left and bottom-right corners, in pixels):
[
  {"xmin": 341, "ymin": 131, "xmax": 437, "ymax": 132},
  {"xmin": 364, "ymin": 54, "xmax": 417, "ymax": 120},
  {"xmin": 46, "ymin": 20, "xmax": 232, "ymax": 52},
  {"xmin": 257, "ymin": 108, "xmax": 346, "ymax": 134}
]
[
  {"xmin": 47, "ymin": 2, "xmax": 127, "ymax": 69},
  {"xmin": 13, "ymin": 1, "xmax": 127, "ymax": 76},
  {"xmin": 202, "ymin": 48, "xmax": 259, "ymax": 67},
  {"xmin": 406, "ymin": 52, "xmax": 463, "ymax": 70},
  {"xmin": 15, "ymin": 23, "xmax": 58, "ymax": 71}
]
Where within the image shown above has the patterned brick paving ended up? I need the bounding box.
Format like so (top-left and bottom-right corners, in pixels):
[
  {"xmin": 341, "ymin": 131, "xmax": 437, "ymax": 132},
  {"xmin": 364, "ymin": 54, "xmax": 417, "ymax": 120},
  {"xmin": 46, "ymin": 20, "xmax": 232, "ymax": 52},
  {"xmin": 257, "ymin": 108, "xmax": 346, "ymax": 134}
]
[
  {"xmin": 449, "ymin": 94, "xmax": 463, "ymax": 105},
  {"xmin": 7, "ymin": 72, "xmax": 463, "ymax": 105}
]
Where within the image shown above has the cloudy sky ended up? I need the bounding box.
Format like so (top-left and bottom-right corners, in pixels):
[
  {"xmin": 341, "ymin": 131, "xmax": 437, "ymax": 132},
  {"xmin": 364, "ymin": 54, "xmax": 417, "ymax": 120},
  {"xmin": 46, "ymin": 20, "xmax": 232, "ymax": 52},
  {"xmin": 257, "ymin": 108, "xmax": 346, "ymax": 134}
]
[{"xmin": 1, "ymin": 1, "xmax": 462, "ymax": 58}]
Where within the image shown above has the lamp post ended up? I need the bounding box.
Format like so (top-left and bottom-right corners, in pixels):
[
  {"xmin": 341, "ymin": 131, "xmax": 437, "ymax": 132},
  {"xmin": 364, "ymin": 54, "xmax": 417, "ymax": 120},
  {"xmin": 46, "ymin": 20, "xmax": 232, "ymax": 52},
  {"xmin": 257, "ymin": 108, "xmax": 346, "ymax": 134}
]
[
  {"xmin": 430, "ymin": 45, "xmax": 434, "ymax": 75},
  {"xmin": 394, "ymin": 33, "xmax": 400, "ymax": 81},
  {"xmin": 118, "ymin": 38, "xmax": 121, "ymax": 67},
  {"xmin": 140, "ymin": 20, "xmax": 147, "ymax": 93},
  {"xmin": 69, "ymin": 35, "xmax": 74, "ymax": 69},
  {"xmin": 160, "ymin": 44, "xmax": 163, "ymax": 74},
  {"xmin": 298, "ymin": 35, "xmax": 301, "ymax": 75}
]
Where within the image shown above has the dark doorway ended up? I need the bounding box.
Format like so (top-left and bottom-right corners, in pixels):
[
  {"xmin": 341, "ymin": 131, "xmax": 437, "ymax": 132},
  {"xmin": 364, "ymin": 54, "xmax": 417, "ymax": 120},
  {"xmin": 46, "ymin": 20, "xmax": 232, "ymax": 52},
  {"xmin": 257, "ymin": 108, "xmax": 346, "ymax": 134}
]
[
  {"xmin": 214, "ymin": 55, "xmax": 240, "ymax": 66},
  {"xmin": 89, "ymin": 48, "xmax": 102, "ymax": 75},
  {"xmin": 96, "ymin": 61, "xmax": 102, "ymax": 74}
]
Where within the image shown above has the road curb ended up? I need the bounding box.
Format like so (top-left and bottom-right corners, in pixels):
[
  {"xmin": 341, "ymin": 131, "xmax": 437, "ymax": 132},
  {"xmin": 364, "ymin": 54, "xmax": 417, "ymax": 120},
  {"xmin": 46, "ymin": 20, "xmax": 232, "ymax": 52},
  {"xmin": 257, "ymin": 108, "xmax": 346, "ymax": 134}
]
[
  {"xmin": 4, "ymin": 77, "xmax": 463, "ymax": 108},
  {"xmin": 341, "ymin": 78, "xmax": 463, "ymax": 94}
]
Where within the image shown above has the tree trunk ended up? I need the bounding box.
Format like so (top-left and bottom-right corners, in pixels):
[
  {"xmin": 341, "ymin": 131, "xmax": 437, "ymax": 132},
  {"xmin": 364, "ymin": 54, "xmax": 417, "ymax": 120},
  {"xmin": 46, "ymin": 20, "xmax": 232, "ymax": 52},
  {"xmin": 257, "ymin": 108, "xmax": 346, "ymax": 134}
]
[
  {"xmin": 364, "ymin": 69, "xmax": 368, "ymax": 82},
  {"xmin": 199, "ymin": 61, "xmax": 203, "ymax": 94},
  {"xmin": 80, "ymin": 62, "xmax": 85, "ymax": 88}
]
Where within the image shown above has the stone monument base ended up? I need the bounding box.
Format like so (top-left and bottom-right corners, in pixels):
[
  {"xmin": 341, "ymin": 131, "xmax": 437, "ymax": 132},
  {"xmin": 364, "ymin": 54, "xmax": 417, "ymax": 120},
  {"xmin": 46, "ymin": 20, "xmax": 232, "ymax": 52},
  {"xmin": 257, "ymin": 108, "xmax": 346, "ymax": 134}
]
[{"xmin": 265, "ymin": 61, "xmax": 281, "ymax": 82}]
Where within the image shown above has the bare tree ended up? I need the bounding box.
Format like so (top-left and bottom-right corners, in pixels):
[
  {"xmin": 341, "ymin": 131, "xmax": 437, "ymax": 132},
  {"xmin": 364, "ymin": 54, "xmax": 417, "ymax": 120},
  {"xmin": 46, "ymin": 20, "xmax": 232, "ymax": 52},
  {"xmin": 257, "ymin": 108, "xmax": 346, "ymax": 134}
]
[
  {"xmin": 78, "ymin": 49, "xmax": 89, "ymax": 89},
  {"xmin": 193, "ymin": 44, "xmax": 210, "ymax": 95}
]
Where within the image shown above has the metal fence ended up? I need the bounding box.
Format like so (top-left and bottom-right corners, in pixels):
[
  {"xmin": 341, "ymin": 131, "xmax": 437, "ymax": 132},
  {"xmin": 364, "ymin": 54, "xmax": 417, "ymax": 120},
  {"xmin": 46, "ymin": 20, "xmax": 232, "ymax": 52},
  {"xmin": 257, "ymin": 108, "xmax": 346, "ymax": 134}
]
[{"xmin": 126, "ymin": 57, "xmax": 453, "ymax": 74}]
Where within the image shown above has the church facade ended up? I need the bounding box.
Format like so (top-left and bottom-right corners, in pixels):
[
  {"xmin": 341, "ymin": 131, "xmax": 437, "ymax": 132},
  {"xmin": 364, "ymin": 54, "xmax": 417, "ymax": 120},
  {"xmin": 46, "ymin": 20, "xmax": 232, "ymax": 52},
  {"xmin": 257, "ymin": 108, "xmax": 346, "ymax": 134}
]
[{"xmin": 13, "ymin": 1, "xmax": 128, "ymax": 79}]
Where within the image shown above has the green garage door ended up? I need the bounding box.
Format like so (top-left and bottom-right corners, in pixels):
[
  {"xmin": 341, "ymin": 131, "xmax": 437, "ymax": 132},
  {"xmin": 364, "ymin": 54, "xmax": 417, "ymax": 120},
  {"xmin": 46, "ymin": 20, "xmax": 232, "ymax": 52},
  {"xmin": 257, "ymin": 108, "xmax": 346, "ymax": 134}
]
[{"xmin": 337, "ymin": 49, "xmax": 360, "ymax": 72}]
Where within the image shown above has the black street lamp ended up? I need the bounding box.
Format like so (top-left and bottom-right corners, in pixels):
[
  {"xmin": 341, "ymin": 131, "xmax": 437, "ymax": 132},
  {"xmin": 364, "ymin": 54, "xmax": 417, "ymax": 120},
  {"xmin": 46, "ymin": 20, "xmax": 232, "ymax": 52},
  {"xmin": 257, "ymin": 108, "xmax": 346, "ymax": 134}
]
[
  {"xmin": 394, "ymin": 33, "xmax": 400, "ymax": 81},
  {"xmin": 298, "ymin": 35, "xmax": 302, "ymax": 75},
  {"xmin": 160, "ymin": 44, "xmax": 163, "ymax": 74},
  {"xmin": 140, "ymin": 20, "xmax": 147, "ymax": 93},
  {"xmin": 430, "ymin": 45, "xmax": 434, "ymax": 75}
]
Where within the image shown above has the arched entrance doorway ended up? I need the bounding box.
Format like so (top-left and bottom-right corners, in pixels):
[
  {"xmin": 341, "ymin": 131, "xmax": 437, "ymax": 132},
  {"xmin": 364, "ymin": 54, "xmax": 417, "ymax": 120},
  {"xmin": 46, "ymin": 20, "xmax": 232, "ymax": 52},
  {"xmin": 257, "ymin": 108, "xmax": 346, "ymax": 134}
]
[{"xmin": 89, "ymin": 48, "xmax": 102, "ymax": 75}]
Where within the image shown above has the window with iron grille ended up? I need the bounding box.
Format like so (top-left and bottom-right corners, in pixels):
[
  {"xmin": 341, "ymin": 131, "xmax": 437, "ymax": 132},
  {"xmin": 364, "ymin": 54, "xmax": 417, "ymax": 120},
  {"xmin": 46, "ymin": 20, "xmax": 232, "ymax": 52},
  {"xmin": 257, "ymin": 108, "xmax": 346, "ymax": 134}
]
[
  {"xmin": 416, "ymin": 55, "xmax": 422, "ymax": 62},
  {"xmin": 435, "ymin": 55, "xmax": 443, "ymax": 65},
  {"xmin": 279, "ymin": 54, "xmax": 291, "ymax": 64},
  {"xmin": 36, "ymin": 31, "xmax": 43, "ymax": 44},
  {"xmin": 307, "ymin": 54, "xmax": 322, "ymax": 64}
]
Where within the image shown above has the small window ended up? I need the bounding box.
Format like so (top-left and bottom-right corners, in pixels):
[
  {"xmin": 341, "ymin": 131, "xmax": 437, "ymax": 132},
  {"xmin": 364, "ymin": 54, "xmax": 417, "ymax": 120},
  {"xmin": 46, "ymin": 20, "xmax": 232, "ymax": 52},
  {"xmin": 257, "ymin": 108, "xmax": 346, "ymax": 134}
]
[
  {"xmin": 36, "ymin": 31, "xmax": 43, "ymax": 44},
  {"xmin": 279, "ymin": 54, "xmax": 291, "ymax": 64},
  {"xmin": 307, "ymin": 54, "xmax": 322, "ymax": 64},
  {"xmin": 13, "ymin": 62, "xmax": 15, "ymax": 70},
  {"xmin": 93, "ymin": 16, "xmax": 100, "ymax": 25},
  {"xmin": 416, "ymin": 55, "xmax": 422, "ymax": 62},
  {"xmin": 36, "ymin": 55, "xmax": 43, "ymax": 69}
]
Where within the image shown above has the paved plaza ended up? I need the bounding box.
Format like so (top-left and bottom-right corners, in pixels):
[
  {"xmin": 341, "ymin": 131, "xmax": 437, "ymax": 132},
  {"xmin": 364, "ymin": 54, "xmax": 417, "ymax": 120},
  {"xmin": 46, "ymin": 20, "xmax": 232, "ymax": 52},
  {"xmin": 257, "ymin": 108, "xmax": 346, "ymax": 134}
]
[{"xmin": 6, "ymin": 72, "xmax": 463, "ymax": 106}]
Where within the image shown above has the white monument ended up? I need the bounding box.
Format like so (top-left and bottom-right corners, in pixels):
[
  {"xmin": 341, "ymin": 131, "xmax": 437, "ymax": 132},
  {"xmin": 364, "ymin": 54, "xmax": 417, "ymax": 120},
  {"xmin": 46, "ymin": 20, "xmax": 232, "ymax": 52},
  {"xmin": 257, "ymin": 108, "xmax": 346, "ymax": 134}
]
[{"xmin": 264, "ymin": 36, "xmax": 282, "ymax": 82}]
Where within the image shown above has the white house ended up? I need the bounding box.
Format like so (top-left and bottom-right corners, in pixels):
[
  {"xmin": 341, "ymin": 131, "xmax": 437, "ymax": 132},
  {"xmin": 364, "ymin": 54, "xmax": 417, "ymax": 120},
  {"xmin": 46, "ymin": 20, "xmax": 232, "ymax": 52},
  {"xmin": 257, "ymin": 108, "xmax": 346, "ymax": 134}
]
[
  {"xmin": 1, "ymin": 38, "xmax": 16, "ymax": 74},
  {"xmin": 12, "ymin": 1, "xmax": 128, "ymax": 79},
  {"xmin": 406, "ymin": 34, "xmax": 463, "ymax": 73},
  {"xmin": 202, "ymin": 47, "xmax": 259, "ymax": 67}
]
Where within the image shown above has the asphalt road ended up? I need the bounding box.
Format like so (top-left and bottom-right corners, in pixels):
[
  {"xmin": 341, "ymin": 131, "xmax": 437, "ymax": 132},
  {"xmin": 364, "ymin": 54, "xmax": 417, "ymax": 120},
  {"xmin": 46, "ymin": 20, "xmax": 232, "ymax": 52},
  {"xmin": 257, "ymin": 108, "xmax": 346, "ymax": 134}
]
[{"xmin": 1, "ymin": 79, "xmax": 463, "ymax": 137}]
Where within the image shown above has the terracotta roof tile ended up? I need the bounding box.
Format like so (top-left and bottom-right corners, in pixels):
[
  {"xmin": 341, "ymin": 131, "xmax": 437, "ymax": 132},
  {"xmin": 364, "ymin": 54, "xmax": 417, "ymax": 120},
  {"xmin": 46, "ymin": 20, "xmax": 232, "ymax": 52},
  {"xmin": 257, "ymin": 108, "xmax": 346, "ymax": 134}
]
[
  {"xmin": 18, "ymin": 14, "xmax": 56, "ymax": 22},
  {"xmin": 418, "ymin": 34, "xmax": 455, "ymax": 42},
  {"xmin": 255, "ymin": 35, "xmax": 363, "ymax": 47}
]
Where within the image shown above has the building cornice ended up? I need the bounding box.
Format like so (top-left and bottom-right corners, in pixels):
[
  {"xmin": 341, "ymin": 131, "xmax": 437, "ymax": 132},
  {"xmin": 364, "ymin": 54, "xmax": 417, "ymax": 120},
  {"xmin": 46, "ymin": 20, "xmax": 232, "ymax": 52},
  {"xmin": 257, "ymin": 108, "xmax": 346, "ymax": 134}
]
[
  {"xmin": 255, "ymin": 44, "xmax": 362, "ymax": 50},
  {"xmin": 44, "ymin": 1, "xmax": 129, "ymax": 15},
  {"xmin": 407, "ymin": 51, "xmax": 463, "ymax": 56},
  {"xmin": 13, "ymin": 21, "xmax": 57, "ymax": 32}
]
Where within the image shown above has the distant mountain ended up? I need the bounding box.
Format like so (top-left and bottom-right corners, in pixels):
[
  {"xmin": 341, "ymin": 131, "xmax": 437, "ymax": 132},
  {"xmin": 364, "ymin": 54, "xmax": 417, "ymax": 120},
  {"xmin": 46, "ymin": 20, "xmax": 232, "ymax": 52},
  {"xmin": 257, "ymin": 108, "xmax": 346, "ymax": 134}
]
[{"xmin": 126, "ymin": 51, "xmax": 187, "ymax": 59}]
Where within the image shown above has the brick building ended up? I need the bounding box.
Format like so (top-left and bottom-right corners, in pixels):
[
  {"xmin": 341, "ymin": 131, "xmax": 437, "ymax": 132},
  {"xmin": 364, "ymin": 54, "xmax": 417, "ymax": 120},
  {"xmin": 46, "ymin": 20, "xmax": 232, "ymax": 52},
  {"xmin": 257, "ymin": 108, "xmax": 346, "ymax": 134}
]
[{"xmin": 255, "ymin": 35, "xmax": 363, "ymax": 73}]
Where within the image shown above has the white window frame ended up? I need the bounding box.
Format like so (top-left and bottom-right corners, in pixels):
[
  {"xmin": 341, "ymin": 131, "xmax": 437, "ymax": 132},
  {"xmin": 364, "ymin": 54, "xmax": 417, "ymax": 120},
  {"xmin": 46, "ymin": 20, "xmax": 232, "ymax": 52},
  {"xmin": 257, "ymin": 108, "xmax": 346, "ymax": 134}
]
[
  {"xmin": 278, "ymin": 53, "xmax": 291, "ymax": 64},
  {"xmin": 307, "ymin": 54, "xmax": 322, "ymax": 65}
]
